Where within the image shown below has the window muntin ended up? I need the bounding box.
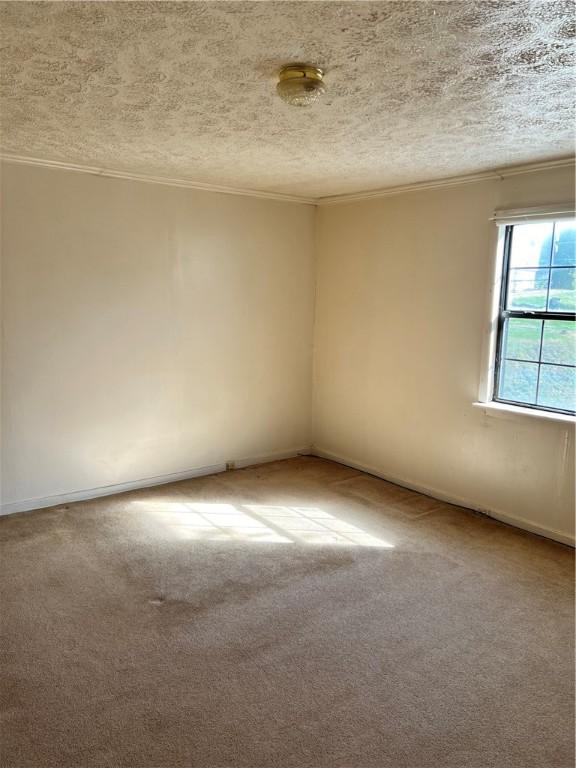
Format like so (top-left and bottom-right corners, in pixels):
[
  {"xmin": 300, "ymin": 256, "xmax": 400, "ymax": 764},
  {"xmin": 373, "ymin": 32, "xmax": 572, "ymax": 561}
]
[{"xmin": 494, "ymin": 220, "xmax": 575, "ymax": 415}]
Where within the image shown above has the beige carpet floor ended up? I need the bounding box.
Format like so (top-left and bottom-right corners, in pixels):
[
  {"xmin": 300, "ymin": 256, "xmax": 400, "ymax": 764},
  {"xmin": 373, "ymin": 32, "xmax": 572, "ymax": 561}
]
[{"xmin": 0, "ymin": 457, "xmax": 574, "ymax": 768}]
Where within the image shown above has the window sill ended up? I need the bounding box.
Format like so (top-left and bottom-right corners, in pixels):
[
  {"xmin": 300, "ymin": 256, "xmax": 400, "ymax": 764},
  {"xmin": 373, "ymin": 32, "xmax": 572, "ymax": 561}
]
[{"xmin": 473, "ymin": 401, "xmax": 576, "ymax": 425}]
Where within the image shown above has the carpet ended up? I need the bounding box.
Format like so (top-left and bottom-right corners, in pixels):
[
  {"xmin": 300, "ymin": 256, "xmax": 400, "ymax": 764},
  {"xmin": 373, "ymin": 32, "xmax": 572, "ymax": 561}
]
[{"xmin": 0, "ymin": 457, "xmax": 573, "ymax": 767}]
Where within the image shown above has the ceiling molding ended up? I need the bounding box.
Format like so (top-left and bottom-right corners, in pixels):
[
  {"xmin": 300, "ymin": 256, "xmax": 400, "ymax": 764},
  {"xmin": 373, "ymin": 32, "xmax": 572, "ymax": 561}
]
[
  {"xmin": 316, "ymin": 157, "xmax": 576, "ymax": 206},
  {"xmin": 1, "ymin": 153, "xmax": 573, "ymax": 209},
  {"xmin": 0, "ymin": 154, "xmax": 316, "ymax": 206}
]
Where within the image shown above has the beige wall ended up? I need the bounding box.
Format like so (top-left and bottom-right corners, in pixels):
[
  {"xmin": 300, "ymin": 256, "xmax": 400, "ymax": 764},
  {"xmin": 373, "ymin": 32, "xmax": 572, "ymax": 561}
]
[
  {"xmin": 2, "ymin": 162, "xmax": 574, "ymax": 544},
  {"xmin": 313, "ymin": 166, "xmax": 575, "ymax": 543},
  {"xmin": 1, "ymin": 164, "xmax": 315, "ymax": 507}
]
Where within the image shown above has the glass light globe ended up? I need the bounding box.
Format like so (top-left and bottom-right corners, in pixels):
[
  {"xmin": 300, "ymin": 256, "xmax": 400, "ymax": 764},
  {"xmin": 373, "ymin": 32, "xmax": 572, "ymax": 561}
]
[{"xmin": 276, "ymin": 65, "xmax": 325, "ymax": 107}]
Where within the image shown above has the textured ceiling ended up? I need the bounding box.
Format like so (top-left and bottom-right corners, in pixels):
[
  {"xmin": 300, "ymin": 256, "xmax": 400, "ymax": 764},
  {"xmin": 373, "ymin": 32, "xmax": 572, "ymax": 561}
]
[{"xmin": 0, "ymin": 1, "xmax": 574, "ymax": 199}]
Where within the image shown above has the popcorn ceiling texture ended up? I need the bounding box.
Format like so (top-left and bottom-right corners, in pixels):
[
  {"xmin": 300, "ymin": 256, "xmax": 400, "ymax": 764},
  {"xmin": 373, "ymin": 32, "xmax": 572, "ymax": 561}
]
[{"xmin": 0, "ymin": 1, "xmax": 574, "ymax": 199}]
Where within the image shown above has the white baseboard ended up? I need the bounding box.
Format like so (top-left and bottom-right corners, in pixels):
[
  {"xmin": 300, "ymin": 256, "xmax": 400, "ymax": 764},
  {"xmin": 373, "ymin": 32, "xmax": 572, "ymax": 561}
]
[
  {"xmin": 0, "ymin": 447, "xmax": 311, "ymax": 517},
  {"xmin": 312, "ymin": 448, "xmax": 575, "ymax": 548},
  {"xmin": 235, "ymin": 446, "xmax": 311, "ymax": 469}
]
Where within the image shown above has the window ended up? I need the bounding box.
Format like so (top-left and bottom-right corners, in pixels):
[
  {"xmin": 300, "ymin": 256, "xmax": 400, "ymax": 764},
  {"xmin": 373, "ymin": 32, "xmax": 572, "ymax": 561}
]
[{"xmin": 493, "ymin": 219, "xmax": 575, "ymax": 415}]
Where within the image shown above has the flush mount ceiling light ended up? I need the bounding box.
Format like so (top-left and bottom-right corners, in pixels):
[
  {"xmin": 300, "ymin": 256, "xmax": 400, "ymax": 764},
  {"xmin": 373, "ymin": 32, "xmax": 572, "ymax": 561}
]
[{"xmin": 276, "ymin": 64, "xmax": 325, "ymax": 107}]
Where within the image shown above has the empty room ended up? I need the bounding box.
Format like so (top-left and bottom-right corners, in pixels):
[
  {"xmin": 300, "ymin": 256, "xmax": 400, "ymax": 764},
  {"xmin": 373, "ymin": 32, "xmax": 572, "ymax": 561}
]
[{"xmin": 0, "ymin": 2, "xmax": 574, "ymax": 767}]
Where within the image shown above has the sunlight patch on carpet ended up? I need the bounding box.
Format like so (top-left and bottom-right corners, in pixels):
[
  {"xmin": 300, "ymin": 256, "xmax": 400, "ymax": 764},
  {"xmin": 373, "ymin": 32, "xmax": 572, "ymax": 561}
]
[{"xmin": 131, "ymin": 500, "xmax": 394, "ymax": 547}]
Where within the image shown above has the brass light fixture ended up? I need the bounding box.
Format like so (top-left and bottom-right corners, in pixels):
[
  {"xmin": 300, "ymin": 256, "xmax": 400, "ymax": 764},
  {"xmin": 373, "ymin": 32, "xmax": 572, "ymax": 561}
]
[{"xmin": 276, "ymin": 64, "xmax": 325, "ymax": 106}]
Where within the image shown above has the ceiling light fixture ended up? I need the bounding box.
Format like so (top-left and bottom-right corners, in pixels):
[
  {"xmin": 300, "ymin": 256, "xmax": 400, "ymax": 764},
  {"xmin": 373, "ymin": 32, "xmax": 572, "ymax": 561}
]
[{"xmin": 276, "ymin": 64, "xmax": 325, "ymax": 107}]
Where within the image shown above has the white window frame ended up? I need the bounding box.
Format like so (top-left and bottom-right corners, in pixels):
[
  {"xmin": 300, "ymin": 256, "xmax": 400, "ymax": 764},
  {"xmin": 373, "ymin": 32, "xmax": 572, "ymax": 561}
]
[{"xmin": 474, "ymin": 205, "xmax": 576, "ymax": 425}]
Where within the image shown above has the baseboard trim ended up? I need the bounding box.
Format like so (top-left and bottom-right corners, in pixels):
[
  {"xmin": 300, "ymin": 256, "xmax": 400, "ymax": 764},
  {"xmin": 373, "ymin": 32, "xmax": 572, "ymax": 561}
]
[
  {"xmin": 312, "ymin": 448, "xmax": 575, "ymax": 547},
  {"xmin": 0, "ymin": 447, "xmax": 311, "ymax": 517},
  {"xmin": 235, "ymin": 447, "xmax": 312, "ymax": 469}
]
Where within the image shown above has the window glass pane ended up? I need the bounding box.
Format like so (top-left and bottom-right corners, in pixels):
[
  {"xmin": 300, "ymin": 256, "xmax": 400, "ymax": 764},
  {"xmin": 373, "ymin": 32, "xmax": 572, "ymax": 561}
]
[
  {"xmin": 547, "ymin": 267, "xmax": 576, "ymax": 312},
  {"xmin": 507, "ymin": 268, "xmax": 548, "ymax": 310},
  {"xmin": 541, "ymin": 321, "xmax": 575, "ymax": 365},
  {"xmin": 502, "ymin": 318, "xmax": 542, "ymax": 361},
  {"xmin": 496, "ymin": 220, "xmax": 576, "ymax": 414},
  {"xmin": 552, "ymin": 221, "xmax": 576, "ymax": 267},
  {"xmin": 537, "ymin": 365, "xmax": 576, "ymax": 412},
  {"xmin": 498, "ymin": 360, "xmax": 538, "ymax": 404},
  {"xmin": 509, "ymin": 222, "xmax": 553, "ymax": 268}
]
